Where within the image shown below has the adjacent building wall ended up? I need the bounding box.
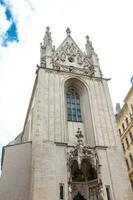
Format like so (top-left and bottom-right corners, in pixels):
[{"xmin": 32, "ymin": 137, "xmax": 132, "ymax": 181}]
[{"xmin": 116, "ymin": 86, "xmax": 133, "ymax": 189}]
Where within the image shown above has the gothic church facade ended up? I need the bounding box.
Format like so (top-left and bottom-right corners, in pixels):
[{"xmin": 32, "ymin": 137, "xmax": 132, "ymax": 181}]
[{"xmin": 0, "ymin": 27, "xmax": 132, "ymax": 200}]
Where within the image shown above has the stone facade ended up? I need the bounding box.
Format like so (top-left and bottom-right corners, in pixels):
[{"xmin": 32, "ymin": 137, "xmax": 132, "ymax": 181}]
[
  {"xmin": 116, "ymin": 79, "xmax": 133, "ymax": 189},
  {"xmin": 0, "ymin": 27, "xmax": 133, "ymax": 200}
]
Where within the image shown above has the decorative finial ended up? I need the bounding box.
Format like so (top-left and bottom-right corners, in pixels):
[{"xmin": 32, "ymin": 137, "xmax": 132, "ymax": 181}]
[
  {"xmin": 86, "ymin": 35, "xmax": 92, "ymax": 48},
  {"xmin": 76, "ymin": 128, "xmax": 83, "ymax": 145},
  {"xmin": 85, "ymin": 35, "xmax": 94, "ymax": 57},
  {"xmin": 46, "ymin": 26, "xmax": 50, "ymax": 32},
  {"xmin": 86, "ymin": 35, "xmax": 90, "ymax": 42},
  {"xmin": 43, "ymin": 26, "xmax": 52, "ymax": 47},
  {"xmin": 66, "ymin": 27, "xmax": 71, "ymax": 36}
]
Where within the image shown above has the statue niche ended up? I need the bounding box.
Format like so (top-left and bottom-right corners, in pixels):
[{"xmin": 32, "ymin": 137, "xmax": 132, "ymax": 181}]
[{"xmin": 71, "ymin": 159, "xmax": 97, "ymax": 182}]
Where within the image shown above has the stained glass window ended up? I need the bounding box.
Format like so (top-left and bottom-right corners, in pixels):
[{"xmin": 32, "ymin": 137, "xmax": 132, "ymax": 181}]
[{"xmin": 66, "ymin": 88, "xmax": 82, "ymax": 122}]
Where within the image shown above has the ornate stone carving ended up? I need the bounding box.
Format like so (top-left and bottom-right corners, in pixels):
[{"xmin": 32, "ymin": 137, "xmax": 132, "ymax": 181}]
[
  {"xmin": 41, "ymin": 56, "xmax": 46, "ymax": 68},
  {"xmin": 64, "ymin": 42, "xmax": 70, "ymax": 55},
  {"xmin": 51, "ymin": 57, "xmax": 95, "ymax": 76},
  {"xmin": 67, "ymin": 128, "xmax": 97, "ymax": 169},
  {"xmin": 67, "ymin": 128, "xmax": 105, "ymax": 199},
  {"xmin": 69, "ymin": 43, "xmax": 77, "ymax": 56},
  {"xmin": 62, "ymin": 42, "xmax": 77, "ymax": 57},
  {"xmin": 77, "ymin": 51, "xmax": 83, "ymax": 65},
  {"xmin": 60, "ymin": 51, "xmax": 66, "ymax": 62},
  {"xmin": 85, "ymin": 35, "xmax": 94, "ymax": 58},
  {"xmin": 43, "ymin": 26, "xmax": 52, "ymax": 48},
  {"xmin": 48, "ymin": 30, "xmax": 103, "ymax": 77}
]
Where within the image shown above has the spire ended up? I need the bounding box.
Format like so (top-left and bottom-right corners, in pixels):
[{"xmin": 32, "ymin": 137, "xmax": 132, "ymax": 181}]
[
  {"xmin": 43, "ymin": 26, "xmax": 52, "ymax": 48},
  {"xmin": 40, "ymin": 26, "xmax": 53, "ymax": 69},
  {"xmin": 85, "ymin": 35, "xmax": 94, "ymax": 57},
  {"xmin": 66, "ymin": 27, "xmax": 71, "ymax": 36}
]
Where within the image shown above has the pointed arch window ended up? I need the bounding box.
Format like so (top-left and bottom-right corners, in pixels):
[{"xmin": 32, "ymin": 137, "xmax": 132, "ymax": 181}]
[{"xmin": 66, "ymin": 88, "xmax": 82, "ymax": 122}]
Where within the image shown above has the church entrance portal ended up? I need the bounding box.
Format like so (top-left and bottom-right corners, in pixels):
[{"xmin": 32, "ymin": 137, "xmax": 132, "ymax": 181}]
[
  {"xmin": 70, "ymin": 160, "xmax": 100, "ymax": 200},
  {"xmin": 67, "ymin": 129, "xmax": 103, "ymax": 200}
]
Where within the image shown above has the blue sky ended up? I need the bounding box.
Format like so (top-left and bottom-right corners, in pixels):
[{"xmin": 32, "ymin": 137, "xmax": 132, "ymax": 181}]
[{"xmin": 0, "ymin": 0, "xmax": 19, "ymax": 46}]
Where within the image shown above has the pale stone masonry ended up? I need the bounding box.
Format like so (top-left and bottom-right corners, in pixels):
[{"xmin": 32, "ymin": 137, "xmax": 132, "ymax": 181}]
[
  {"xmin": 0, "ymin": 27, "xmax": 133, "ymax": 200},
  {"xmin": 116, "ymin": 78, "xmax": 133, "ymax": 189}
]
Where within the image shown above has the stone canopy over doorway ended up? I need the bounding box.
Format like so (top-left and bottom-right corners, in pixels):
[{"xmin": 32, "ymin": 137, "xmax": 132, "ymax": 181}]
[{"xmin": 67, "ymin": 128, "xmax": 104, "ymax": 200}]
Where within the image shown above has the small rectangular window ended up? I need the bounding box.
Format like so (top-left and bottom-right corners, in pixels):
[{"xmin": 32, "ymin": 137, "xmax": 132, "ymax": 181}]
[
  {"xmin": 125, "ymin": 158, "xmax": 130, "ymax": 170},
  {"xmin": 125, "ymin": 117, "xmax": 129, "ymax": 126},
  {"xmin": 59, "ymin": 183, "xmax": 64, "ymax": 200},
  {"xmin": 106, "ymin": 185, "xmax": 111, "ymax": 200},
  {"xmin": 119, "ymin": 128, "xmax": 121, "ymax": 136},
  {"xmin": 129, "ymin": 132, "xmax": 133, "ymax": 143},
  {"xmin": 122, "ymin": 123, "xmax": 125, "ymax": 131},
  {"xmin": 131, "ymin": 104, "xmax": 133, "ymax": 111},
  {"xmin": 129, "ymin": 154, "xmax": 133, "ymax": 166},
  {"xmin": 122, "ymin": 142, "xmax": 125, "ymax": 152},
  {"xmin": 131, "ymin": 180, "xmax": 133, "ymax": 190},
  {"xmin": 126, "ymin": 138, "xmax": 129, "ymax": 148}
]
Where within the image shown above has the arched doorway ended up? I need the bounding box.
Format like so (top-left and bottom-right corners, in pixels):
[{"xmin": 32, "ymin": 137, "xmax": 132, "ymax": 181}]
[
  {"xmin": 73, "ymin": 192, "xmax": 86, "ymax": 200},
  {"xmin": 67, "ymin": 128, "xmax": 103, "ymax": 200},
  {"xmin": 70, "ymin": 159, "xmax": 99, "ymax": 200}
]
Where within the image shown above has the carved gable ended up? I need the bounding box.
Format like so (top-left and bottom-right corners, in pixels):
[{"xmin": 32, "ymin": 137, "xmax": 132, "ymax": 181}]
[
  {"xmin": 40, "ymin": 27, "xmax": 102, "ymax": 77},
  {"xmin": 55, "ymin": 35, "xmax": 84, "ymax": 69},
  {"xmin": 51, "ymin": 35, "xmax": 96, "ymax": 76}
]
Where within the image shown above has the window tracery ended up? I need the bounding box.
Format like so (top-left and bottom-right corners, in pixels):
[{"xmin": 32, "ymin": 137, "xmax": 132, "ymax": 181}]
[{"xmin": 66, "ymin": 88, "xmax": 82, "ymax": 122}]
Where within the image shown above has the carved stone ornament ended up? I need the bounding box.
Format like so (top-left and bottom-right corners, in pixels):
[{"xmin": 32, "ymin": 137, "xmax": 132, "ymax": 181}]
[
  {"xmin": 67, "ymin": 128, "xmax": 98, "ymax": 170},
  {"xmin": 51, "ymin": 60, "xmax": 95, "ymax": 76},
  {"xmin": 51, "ymin": 50, "xmax": 95, "ymax": 76},
  {"xmin": 69, "ymin": 43, "xmax": 77, "ymax": 56},
  {"xmin": 67, "ymin": 128, "xmax": 105, "ymax": 199},
  {"xmin": 43, "ymin": 26, "xmax": 52, "ymax": 48},
  {"xmin": 77, "ymin": 51, "xmax": 83, "ymax": 65},
  {"xmin": 60, "ymin": 51, "xmax": 66, "ymax": 62},
  {"xmin": 41, "ymin": 56, "xmax": 46, "ymax": 68},
  {"xmin": 48, "ymin": 31, "xmax": 102, "ymax": 77},
  {"xmin": 85, "ymin": 35, "xmax": 94, "ymax": 58},
  {"xmin": 62, "ymin": 42, "xmax": 77, "ymax": 57}
]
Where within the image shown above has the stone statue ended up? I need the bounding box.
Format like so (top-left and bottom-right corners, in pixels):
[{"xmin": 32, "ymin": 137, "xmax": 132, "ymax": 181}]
[
  {"xmin": 43, "ymin": 26, "xmax": 52, "ymax": 47},
  {"xmin": 85, "ymin": 35, "xmax": 94, "ymax": 58}
]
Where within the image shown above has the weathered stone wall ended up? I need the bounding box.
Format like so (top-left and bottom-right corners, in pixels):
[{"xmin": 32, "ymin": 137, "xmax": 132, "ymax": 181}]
[
  {"xmin": 29, "ymin": 141, "xmax": 68, "ymax": 200},
  {"xmin": 0, "ymin": 142, "xmax": 31, "ymax": 200}
]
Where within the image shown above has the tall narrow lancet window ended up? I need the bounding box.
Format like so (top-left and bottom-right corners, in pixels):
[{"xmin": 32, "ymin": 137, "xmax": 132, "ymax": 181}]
[{"xmin": 66, "ymin": 88, "xmax": 82, "ymax": 122}]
